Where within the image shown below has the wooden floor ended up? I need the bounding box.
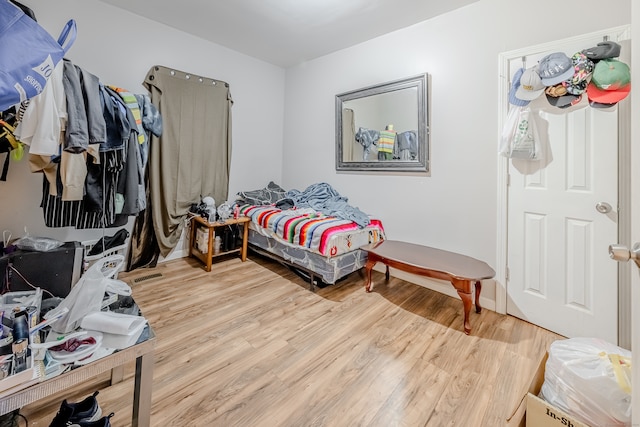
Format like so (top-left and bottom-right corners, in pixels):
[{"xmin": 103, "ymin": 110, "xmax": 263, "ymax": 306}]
[{"xmin": 21, "ymin": 253, "xmax": 563, "ymax": 426}]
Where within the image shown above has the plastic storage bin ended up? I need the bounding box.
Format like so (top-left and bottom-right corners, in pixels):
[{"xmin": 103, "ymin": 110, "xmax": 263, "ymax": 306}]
[{"xmin": 82, "ymin": 239, "xmax": 127, "ymax": 278}]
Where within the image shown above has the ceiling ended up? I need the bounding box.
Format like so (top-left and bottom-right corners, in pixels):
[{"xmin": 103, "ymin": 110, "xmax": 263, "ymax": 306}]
[{"xmin": 97, "ymin": 0, "xmax": 478, "ymax": 68}]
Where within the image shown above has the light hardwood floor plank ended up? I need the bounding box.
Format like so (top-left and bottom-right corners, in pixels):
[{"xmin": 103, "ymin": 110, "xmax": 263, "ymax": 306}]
[{"xmin": 20, "ymin": 254, "xmax": 563, "ymax": 426}]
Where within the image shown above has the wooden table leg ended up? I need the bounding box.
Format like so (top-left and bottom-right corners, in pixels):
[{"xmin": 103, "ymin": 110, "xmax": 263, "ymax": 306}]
[
  {"xmin": 205, "ymin": 226, "xmax": 213, "ymax": 272},
  {"xmin": 453, "ymin": 279, "xmax": 473, "ymax": 335},
  {"xmin": 241, "ymin": 221, "xmax": 249, "ymax": 262},
  {"xmin": 364, "ymin": 259, "xmax": 377, "ymax": 292},
  {"xmin": 384, "ymin": 265, "xmax": 390, "ymax": 281},
  {"xmin": 110, "ymin": 366, "xmax": 124, "ymax": 385},
  {"xmin": 132, "ymin": 351, "xmax": 154, "ymax": 427},
  {"xmin": 474, "ymin": 280, "xmax": 482, "ymax": 313}
]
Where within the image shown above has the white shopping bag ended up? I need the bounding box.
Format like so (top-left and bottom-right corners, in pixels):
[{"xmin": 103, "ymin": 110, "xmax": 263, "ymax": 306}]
[{"xmin": 45, "ymin": 255, "xmax": 124, "ymax": 333}]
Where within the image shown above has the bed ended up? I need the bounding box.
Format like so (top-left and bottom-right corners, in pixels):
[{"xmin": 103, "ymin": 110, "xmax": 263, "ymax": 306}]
[{"xmin": 236, "ymin": 182, "xmax": 386, "ymax": 289}]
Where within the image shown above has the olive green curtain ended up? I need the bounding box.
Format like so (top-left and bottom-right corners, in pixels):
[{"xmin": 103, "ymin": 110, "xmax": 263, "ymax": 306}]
[{"xmin": 127, "ymin": 65, "xmax": 232, "ymax": 269}]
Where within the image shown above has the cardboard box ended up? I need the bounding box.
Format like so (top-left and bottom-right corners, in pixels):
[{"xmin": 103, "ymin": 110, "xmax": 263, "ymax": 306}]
[
  {"xmin": 505, "ymin": 352, "xmax": 547, "ymax": 427},
  {"xmin": 526, "ymin": 392, "xmax": 589, "ymax": 427},
  {"xmin": 507, "ymin": 352, "xmax": 590, "ymax": 427}
]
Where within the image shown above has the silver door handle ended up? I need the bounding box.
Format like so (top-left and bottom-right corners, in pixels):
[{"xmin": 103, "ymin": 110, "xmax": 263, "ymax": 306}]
[
  {"xmin": 596, "ymin": 202, "xmax": 613, "ymax": 214},
  {"xmin": 609, "ymin": 243, "xmax": 640, "ymax": 268}
]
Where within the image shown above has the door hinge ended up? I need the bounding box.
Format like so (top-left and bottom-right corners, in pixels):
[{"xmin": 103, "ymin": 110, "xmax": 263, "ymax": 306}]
[
  {"xmin": 506, "ymin": 173, "xmax": 511, "ymax": 187},
  {"xmin": 505, "ymin": 267, "xmax": 510, "ymax": 281}
]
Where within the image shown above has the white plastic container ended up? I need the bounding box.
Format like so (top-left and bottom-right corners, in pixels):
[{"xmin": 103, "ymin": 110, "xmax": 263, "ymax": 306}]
[
  {"xmin": 195, "ymin": 228, "xmax": 209, "ymax": 253},
  {"xmin": 82, "ymin": 239, "xmax": 127, "ymax": 278}
]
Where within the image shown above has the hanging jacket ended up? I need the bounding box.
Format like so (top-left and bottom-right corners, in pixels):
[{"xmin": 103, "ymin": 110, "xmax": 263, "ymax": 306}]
[
  {"xmin": 62, "ymin": 59, "xmax": 106, "ymax": 153},
  {"xmin": 134, "ymin": 93, "xmax": 162, "ymax": 172},
  {"xmin": 115, "ymin": 104, "xmax": 145, "ymax": 215},
  {"xmin": 100, "ymin": 84, "xmax": 129, "ymax": 151}
]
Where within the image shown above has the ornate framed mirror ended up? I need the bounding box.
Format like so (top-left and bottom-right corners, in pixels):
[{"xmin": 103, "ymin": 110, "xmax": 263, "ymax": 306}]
[{"xmin": 335, "ymin": 73, "xmax": 429, "ymax": 173}]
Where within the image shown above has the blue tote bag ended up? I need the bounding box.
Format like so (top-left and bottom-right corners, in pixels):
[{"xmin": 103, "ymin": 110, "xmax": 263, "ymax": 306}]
[{"xmin": 0, "ymin": 0, "xmax": 76, "ymax": 112}]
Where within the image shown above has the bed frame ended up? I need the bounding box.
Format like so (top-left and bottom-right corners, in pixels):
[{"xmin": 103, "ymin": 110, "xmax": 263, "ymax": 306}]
[{"xmin": 246, "ymin": 229, "xmax": 367, "ymax": 291}]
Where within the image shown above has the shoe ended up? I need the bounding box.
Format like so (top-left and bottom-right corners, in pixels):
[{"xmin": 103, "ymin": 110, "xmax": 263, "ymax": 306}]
[
  {"xmin": 69, "ymin": 413, "xmax": 114, "ymax": 427},
  {"xmin": 0, "ymin": 409, "xmax": 19, "ymax": 427},
  {"xmin": 48, "ymin": 391, "xmax": 102, "ymax": 427}
]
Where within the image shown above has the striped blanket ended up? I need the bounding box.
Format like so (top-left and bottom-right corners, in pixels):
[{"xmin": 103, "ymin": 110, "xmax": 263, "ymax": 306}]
[{"xmin": 240, "ymin": 205, "xmax": 385, "ymax": 258}]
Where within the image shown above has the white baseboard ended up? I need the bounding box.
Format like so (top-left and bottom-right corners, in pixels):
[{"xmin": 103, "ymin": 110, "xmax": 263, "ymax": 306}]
[
  {"xmin": 162, "ymin": 248, "xmax": 188, "ymax": 262},
  {"xmin": 158, "ymin": 229, "xmax": 190, "ymax": 263}
]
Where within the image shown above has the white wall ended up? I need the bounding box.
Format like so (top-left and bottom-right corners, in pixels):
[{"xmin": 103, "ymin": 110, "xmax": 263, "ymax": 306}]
[
  {"xmin": 0, "ymin": 0, "xmax": 285, "ymax": 252},
  {"xmin": 0, "ymin": 0, "xmax": 632, "ymax": 298},
  {"xmin": 282, "ymin": 0, "xmax": 631, "ymax": 305}
]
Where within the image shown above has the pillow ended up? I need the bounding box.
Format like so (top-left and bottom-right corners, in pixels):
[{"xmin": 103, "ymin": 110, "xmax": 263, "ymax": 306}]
[{"xmin": 237, "ymin": 181, "xmax": 286, "ymax": 206}]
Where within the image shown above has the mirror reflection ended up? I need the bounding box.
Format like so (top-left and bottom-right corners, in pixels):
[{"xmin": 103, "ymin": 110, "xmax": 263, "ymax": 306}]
[{"xmin": 335, "ymin": 73, "xmax": 429, "ymax": 173}]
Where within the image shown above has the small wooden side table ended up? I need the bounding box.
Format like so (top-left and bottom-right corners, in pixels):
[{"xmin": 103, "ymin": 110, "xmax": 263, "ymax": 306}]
[{"xmin": 189, "ymin": 215, "xmax": 250, "ymax": 272}]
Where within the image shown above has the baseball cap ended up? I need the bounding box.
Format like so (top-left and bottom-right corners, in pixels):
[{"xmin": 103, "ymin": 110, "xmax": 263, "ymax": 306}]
[
  {"xmin": 591, "ymin": 58, "xmax": 630, "ymax": 90},
  {"xmin": 546, "ymin": 93, "xmax": 582, "ymax": 109},
  {"xmin": 582, "ymin": 41, "xmax": 621, "ymax": 61},
  {"xmin": 589, "ymin": 100, "xmax": 617, "ymax": 110},
  {"xmin": 508, "ymin": 67, "xmax": 530, "ymax": 106},
  {"xmin": 538, "ymin": 52, "xmax": 575, "ymax": 86},
  {"xmin": 515, "ymin": 67, "xmax": 545, "ymax": 100},
  {"xmin": 586, "ymin": 82, "xmax": 630, "ymax": 104},
  {"xmin": 562, "ymin": 52, "xmax": 594, "ymax": 95},
  {"xmin": 586, "ymin": 58, "xmax": 631, "ymax": 104},
  {"xmin": 544, "ymin": 84, "xmax": 580, "ymax": 108},
  {"xmin": 545, "ymin": 84, "xmax": 567, "ymax": 97}
]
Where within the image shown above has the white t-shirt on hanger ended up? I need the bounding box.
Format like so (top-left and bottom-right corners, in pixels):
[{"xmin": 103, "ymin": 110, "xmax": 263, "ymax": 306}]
[{"xmin": 14, "ymin": 60, "xmax": 67, "ymax": 156}]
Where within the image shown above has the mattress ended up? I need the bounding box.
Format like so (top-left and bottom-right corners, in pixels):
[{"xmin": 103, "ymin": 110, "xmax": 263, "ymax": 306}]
[{"xmin": 240, "ymin": 204, "xmax": 385, "ymax": 258}]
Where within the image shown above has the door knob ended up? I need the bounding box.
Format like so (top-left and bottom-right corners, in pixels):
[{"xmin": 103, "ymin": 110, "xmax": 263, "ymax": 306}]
[
  {"xmin": 609, "ymin": 242, "xmax": 640, "ymax": 268},
  {"xmin": 596, "ymin": 202, "xmax": 613, "ymax": 214}
]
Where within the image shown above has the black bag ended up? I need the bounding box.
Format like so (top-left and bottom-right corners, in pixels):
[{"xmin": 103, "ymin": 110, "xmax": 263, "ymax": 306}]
[
  {"xmin": 0, "ymin": 109, "xmax": 22, "ymax": 181},
  {"xmin": 87, "ymin": 229, "xmax": 130, "ymax": 256}
]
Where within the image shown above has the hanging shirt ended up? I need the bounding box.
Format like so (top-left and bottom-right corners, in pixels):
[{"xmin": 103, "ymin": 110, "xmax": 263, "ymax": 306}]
[
  {"xmin": 395, "ymin": 130, "xmax": 418, "ymax": 159},
  {"xmin": 14, "ymin": 61, "xmax": 67, "ymax": 156},
  {"xmin": 109, "ymin": 86, "xmax": 146, "ymax": 146},
  {"xmin": 40, "ymin": 149, "xmax": 123, "ymax": 229},
  {"xmin": 378, "ymin": 129, "xmax": 396, "ymax": 154},
  {"xmin": 62, "ymin": 59, "xmax": 106, "ymax": 153}
]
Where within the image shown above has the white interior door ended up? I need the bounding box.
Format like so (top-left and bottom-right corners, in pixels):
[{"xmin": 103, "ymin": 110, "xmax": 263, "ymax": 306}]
[
  {"xmin": 507, "ymin": 101, "xmax": 618, "ymax": 342},
  {"xmin": 504, "ymin": 34, "xmax": 626, "ymax": 343}
]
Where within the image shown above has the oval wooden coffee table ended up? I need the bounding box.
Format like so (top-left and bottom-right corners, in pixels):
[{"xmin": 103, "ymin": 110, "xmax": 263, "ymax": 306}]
[{"xmin": 363, "ymin": 240, "xmax": 495, "ymax": 335}]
